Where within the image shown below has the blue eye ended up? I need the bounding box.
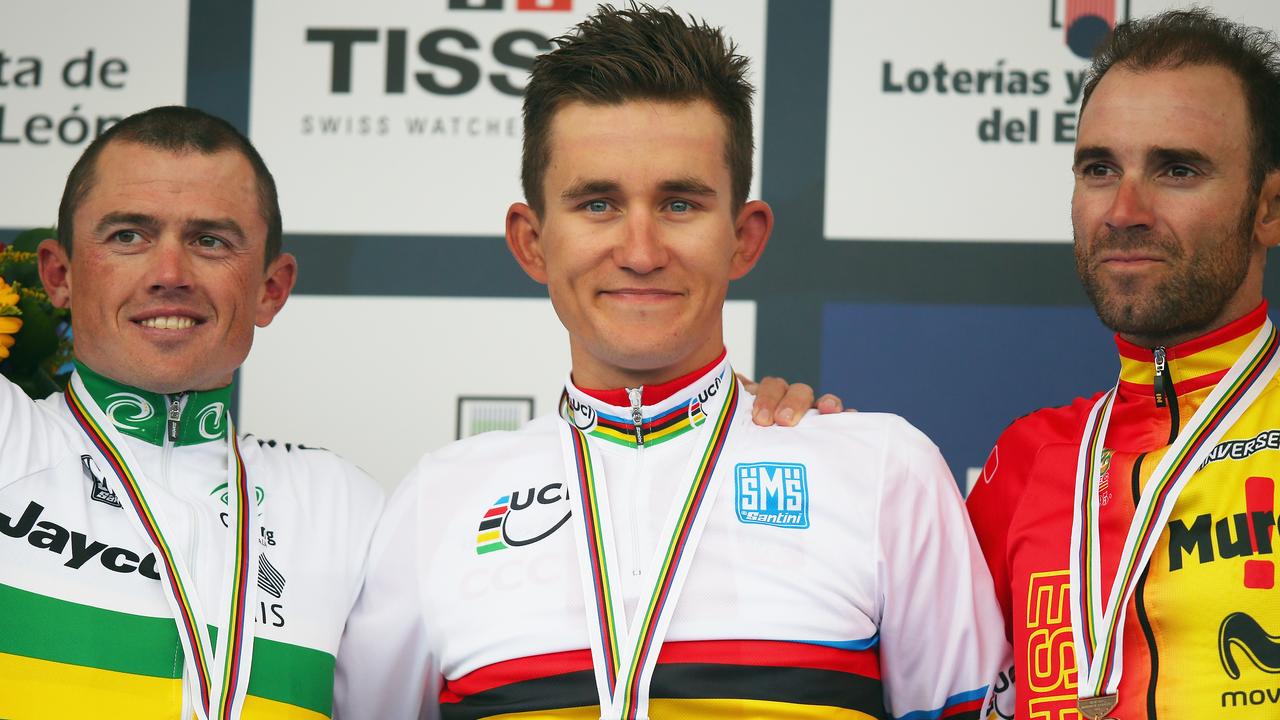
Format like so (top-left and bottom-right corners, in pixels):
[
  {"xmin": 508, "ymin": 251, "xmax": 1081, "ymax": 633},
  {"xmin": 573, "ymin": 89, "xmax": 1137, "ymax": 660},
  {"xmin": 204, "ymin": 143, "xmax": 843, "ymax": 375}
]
[
  {"xmin": 585, "ymin": 200, "xmax": 610, "ymax": 213},
  {"xmin": 669, "ymin": 200, "xmax": 692, "ymax": 213}
]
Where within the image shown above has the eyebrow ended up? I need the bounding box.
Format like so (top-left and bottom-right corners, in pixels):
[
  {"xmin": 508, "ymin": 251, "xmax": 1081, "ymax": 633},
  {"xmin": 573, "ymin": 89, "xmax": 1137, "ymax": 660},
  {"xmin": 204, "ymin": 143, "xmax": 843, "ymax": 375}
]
[
  {"xmin": 658, "ymin": 177, "xmax": 717, "ymax": 196},
  {"xmin": 1073, "ymin": 146, "xmax": 1114, "ymax": 168},
  {"xmin": 186, "ymin": 218, "xmax": 247, "ymax": 243},
  {"xmin": 1074, "ymin": 145, "xmax": 1217, "ymax": 171},
  {"xmin": 559, "ymin": 177, "xmax": 718, "ymax": 202},
  {"xmin": 94, "ymin": 212, "xmax": 160, "ymax": 235},
  {"xmin": 92, "ymin": 212, "xmax": 248, "ymax": 245},
  {"xmin": 1150, "ymin": 147, "xmax": 1214, "ymax": 170},
  {"xmin": 561, "ymin": 179, "xmax": 621, "ymax": 202}
]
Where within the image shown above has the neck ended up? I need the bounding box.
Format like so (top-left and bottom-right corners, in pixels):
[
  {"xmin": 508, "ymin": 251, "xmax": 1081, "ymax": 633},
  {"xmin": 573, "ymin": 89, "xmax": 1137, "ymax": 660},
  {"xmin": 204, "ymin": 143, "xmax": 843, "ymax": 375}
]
[
  {"xmin": 570, "ymin": 343, "xmax": 728, "ymax": 395},
  {"xmin": 1119, "ymin": 286, "xmax": 1264, "ymax": 350},
  {"xmin": 74, "ymin": 361, "xmax": 233, "ymax": 446},
  {"xmin": 573, "ymin": 348, "xmax": 727, "ymax": 407}
]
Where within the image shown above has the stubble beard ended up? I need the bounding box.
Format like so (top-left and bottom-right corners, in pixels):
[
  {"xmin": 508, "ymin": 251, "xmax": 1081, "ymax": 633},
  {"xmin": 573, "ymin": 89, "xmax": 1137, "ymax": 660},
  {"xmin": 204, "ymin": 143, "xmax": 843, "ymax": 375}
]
[{"xmin": 1074, "ymin": 201, "xmax": 1255, "ymax": 344}]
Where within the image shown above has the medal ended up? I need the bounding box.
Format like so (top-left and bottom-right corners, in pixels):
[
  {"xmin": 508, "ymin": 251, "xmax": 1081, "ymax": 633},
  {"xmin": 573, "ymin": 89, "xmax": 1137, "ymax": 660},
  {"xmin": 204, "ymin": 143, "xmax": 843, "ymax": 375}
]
[
  {"xmin": 559, "ymin": 368, "xmax": 740, "ymax": 720},
  {"xmin": 1078, "ymin": 693, "xmax": 1118, "ymax": 720},
  {"xmin": 66, "ymin": 373, "xmax": 259, "ymax": 720},
  {"xmin": 1069, "ymin": 319, "xmax": 1280, "ymax": 706}
]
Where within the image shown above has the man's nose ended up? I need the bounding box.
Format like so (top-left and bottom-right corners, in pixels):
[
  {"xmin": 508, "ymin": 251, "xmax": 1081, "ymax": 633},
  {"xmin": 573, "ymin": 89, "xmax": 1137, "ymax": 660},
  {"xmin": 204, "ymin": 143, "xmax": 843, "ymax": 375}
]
[
  {"xmin": 147, "ymin": 238, "xmax": 194, "ymax": 290},
  {"xmin": 613, "ymin": 213, "xmax": 669, "ymax": 274},
  {"xmin": 1104, "ymin": 176, "xmax": 1156, "ymax": 231}
]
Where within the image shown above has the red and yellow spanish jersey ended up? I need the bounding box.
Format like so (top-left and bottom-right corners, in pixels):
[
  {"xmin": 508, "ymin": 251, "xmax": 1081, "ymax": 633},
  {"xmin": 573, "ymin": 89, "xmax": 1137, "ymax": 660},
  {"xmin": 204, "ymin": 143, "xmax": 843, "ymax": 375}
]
[{"xmin": 967, "ymin": 303, "xmax": 1280, "ymax": 719}]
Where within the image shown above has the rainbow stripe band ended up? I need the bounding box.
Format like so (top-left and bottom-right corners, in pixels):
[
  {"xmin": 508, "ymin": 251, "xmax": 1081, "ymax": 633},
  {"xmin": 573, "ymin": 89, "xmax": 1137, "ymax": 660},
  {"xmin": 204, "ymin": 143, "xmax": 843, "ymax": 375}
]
[
  {"xmin": 64, "ymin": 377, "xmax": 256, "ymax": 720},
  {"xmin": 565, "ymin": 373, "xmax": 740, "ymax": 719},
  {"xmin": 619, "ymin": 379, "xmax": 738, "ymax": 718},
  {"xmin": 1071, "ymin": 320, "xmax": 1280, "ymax": 699},
  {"xmin": 218, "ymin": 432, "xmax": 253, "ymax": 719},
  {"xmin": 570, "ymin": 429, "xmax": 621, "ymax": 693},
  {"xmin": 1075, "ymin": 388, "xmax": 1113, "ymax": 664}
]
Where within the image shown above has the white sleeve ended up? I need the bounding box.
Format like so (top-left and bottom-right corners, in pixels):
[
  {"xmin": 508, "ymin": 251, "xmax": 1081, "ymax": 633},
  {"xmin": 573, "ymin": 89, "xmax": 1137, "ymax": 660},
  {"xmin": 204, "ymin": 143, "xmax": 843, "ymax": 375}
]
[
  {"xmin": 874, "ymin": 420, "xmax": 1012, "ymax": 720},
  {"xmin": 0, "ymin": 374, "xmax": 61, "ymax": 490},
  {"xmin": 333, "ymin": 473, "xmax": 438, "ymax": 720}
]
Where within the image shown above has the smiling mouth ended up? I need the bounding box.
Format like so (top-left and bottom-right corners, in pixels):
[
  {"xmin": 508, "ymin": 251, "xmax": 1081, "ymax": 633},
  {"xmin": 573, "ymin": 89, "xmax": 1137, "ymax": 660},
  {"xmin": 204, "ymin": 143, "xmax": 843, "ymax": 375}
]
[{"xmin": 137, "ymin": 316, "xmax": 199, "ymax": 330}]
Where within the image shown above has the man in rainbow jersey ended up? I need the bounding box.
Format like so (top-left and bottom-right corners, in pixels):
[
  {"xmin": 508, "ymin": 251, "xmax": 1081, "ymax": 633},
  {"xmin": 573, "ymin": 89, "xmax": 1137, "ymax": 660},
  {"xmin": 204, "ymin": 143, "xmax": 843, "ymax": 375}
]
[{"xmin": 334, "ymin": 5, "xmax": 1008, "ymax": 719}]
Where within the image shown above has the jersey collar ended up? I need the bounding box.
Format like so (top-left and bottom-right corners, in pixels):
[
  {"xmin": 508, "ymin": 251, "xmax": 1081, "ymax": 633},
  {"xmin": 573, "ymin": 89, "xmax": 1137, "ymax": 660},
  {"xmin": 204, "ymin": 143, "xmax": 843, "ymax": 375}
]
[
  {"xmin": 560, "ymin": 351, "xmax": 733, "ymax": 448},
  {"xmin": 74, "ymin": 361, "xmax": 232, "ymax": 446},
  {"xmin": 1115, "ymin": 301, "xmax": 1269, "ymax": 400}
]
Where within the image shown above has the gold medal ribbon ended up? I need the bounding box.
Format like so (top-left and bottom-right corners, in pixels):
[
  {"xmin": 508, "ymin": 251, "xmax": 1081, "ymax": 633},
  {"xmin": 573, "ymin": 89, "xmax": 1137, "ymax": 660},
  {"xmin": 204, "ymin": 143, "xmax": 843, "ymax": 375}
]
[
  {"xmin": 560, "ymin": 370, "xmax": 740, "ymax": 719},
  {"xmin": 1069, "ymin": 319, "xmax": 1279, "ymax": 706},
  {"xmin": 65, "ymin": 373, "xmax": 259, "ymax": 719}
]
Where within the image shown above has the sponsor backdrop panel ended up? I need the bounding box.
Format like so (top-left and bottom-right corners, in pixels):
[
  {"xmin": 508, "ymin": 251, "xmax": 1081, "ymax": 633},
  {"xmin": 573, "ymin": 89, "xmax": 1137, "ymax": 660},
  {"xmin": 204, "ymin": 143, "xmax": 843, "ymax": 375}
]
[
  {"xmin": 824, "ymin": 0, "xmax": 1280, "ymax": 243},
  {"xmin": 819, "ymin": 302, "xmax": 1116, "ymax": 493},
  {"xmin": 249, "ymin": 0, "xmax": 766, "ymax": 236},
  {"xmin": 0, "ymin": 1, "xmax": 188, "ymax": 229},
  {"xmin": 239, "ymin": 296, "xmax": 757, "ymax": 488}
]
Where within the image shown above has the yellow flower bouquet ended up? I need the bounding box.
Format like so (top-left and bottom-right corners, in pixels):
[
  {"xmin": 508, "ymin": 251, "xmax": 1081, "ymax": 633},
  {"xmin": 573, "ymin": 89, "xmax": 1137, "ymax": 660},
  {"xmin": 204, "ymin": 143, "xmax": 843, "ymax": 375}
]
[
  {"xmin": 0, "ymin": 277, "xmax": 21, "ymax": 359},
  {"xmin": 0, "ymin": 228, "xmax": 73, "ymax": 399}
]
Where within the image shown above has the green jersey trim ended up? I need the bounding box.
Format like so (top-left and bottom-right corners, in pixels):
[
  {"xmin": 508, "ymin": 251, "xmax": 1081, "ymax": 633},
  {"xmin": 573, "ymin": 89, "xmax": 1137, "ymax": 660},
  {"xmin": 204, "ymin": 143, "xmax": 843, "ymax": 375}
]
[{"xmin": 75, "ymin": 362, "xmax": 232, "ymax": 446}]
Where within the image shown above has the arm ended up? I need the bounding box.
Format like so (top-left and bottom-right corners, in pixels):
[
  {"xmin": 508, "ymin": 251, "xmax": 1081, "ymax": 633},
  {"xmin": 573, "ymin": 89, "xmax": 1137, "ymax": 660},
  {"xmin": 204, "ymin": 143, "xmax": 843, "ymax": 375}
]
[
  {"xmin": 875, "ymin": 420, "xmax": 1011, "ymax": 720},
  {"xmin": 0, "ymin": 372, "xmax": 61, "ymax": 491},
  {"xmin": 333, "ymin": 475, "xmax": 437, "ymax": 720}
]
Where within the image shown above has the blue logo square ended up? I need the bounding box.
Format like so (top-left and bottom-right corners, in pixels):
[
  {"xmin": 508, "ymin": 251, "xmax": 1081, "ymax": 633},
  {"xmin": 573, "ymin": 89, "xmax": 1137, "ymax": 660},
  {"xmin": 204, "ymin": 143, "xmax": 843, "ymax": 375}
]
[{"xmin": 734, "ymin": 462, "xmax": 809, "ymax": 529}]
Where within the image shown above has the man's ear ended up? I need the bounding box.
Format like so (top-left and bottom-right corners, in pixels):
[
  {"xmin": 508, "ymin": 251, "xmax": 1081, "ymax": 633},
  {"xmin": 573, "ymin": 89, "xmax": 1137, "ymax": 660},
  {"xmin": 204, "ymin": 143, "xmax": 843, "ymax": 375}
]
[
  {"xmin": 506, "ymin": 202, "xmax": 549, "ymax": 284},
  {"xmin": 729, "ymin": 199, "xmax": 773, "ymax": 280},
  {"xmin": 37, "ymin": 238, "xmax": 73, "ymax": 309},
  {"xmin": 1257, "ymin": 169, "xmax": 1280, "ymax": 249},
  {"xmin": 255, "ymin": 252, "xmax": 298, "ymax": 328}
]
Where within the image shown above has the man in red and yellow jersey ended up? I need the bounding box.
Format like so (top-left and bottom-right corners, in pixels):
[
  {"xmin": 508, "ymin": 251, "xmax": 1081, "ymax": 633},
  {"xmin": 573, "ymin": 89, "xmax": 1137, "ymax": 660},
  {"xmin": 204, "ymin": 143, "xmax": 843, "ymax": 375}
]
[{"xmin": 967, "ymin": 9, "xmax": 1280, "ymax": 719}]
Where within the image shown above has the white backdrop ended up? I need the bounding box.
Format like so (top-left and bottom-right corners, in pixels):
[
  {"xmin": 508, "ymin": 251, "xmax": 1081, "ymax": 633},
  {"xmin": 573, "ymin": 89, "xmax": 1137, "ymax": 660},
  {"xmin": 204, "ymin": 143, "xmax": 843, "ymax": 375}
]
[{"xmin": 240, "ymin": 297, "xmax": 757, "ymax": 487}]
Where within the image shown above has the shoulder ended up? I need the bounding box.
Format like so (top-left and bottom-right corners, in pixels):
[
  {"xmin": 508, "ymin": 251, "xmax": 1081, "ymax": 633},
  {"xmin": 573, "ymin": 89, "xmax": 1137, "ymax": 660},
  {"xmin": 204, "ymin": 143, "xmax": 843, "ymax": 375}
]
[
  {"xmin": 748, "ymin": 409, "xmax": 940, "ymax": 460},
  {"xmin": 997, "ymin": 393, "xmax": 1101, "ymax": 449},
  {"xmin": 966, "ymin": 392, "xmax": 1101, "ymax": 511},
  {"xmin": 239, "ymin": 432, "xmax": 384, "ymax": 511}
]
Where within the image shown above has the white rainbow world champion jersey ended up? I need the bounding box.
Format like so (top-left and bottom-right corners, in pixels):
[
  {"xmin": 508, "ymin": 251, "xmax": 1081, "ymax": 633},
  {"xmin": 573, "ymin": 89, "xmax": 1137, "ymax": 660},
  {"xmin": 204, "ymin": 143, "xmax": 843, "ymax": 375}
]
[
  {"xmin": 0, "ymin": 365, "xmax": 384, "ymax": 719},
  {"xmin": 333, "ymin": 354, "xmax": 1010, "ymax": 720}
]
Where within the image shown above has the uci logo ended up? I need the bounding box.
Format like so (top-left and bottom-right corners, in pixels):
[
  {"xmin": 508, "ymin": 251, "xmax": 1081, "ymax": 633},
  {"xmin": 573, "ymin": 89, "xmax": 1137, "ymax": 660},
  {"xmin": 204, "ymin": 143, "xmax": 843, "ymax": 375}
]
[
  {"xmin": 475, "ymin": 481, "xmax": 571, "ymax": 554},
  {"xmin": 565, "ymin": 396, "xmax": 597, "ymax": 431},
  {"xmin": 697, "ymin": 374, "xmax": 723, "ymax": 404}
]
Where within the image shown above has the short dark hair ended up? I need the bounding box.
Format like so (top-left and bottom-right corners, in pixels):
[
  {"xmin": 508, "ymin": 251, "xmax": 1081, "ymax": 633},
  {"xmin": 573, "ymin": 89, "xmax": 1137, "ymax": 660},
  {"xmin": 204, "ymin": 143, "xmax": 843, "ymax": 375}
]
[
  {"xmin": 521, "ymin": 2, "xmax": 755, "ymax": 214},
  {"xmin": 57, "ymin": 105, "xmax": 284, "ymax": 265},
  {"xmin": 1079, "ymin": 8, "xmax": 1280, "ymax": 192}
]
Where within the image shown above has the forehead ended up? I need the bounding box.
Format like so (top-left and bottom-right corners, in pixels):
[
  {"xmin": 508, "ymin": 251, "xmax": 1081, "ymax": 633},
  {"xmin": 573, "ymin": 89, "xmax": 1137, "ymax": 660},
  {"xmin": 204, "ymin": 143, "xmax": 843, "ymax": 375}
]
[
  {"xmin": 544, "ymin": 99, "xmax": 731, "ymax": 188},
  {"xmin": 77, "ymin": 141, "xmax": 266, "ymax": 236},
  {"xmin": 1078, "ymin": 64, "xmax": 1251, "ymax": 160}
]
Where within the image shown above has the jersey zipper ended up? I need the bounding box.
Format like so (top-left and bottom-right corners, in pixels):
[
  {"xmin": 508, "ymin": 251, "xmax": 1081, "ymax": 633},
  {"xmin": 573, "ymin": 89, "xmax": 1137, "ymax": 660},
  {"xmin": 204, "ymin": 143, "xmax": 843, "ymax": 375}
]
[
  {"xmin": 1152, "ymin": 347, "xmax": 1180, "ymax": 443},
  {"xmin": 627, "ymin": 387, "xmax": 645, "ymax": 579}
]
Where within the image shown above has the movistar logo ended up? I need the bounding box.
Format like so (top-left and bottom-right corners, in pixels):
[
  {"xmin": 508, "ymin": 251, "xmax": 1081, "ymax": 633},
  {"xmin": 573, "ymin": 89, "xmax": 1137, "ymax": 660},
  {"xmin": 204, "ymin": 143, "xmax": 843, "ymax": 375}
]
[
  {"xmin": 104, "ymin": 392, "xmax": 155, "ymax": 431},
  {"xmin": 1220, "ymin": 612, "xmax": 1280, "ymax": 680}
]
